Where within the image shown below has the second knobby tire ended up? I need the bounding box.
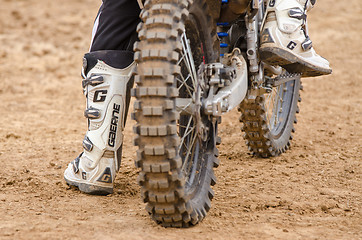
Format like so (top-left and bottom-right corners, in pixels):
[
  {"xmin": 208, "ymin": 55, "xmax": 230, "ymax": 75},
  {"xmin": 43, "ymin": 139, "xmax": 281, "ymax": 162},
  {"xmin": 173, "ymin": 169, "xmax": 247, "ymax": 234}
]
[
  {"xmin": 239, "ymin": 77, "xmax": 302, "ymax": 157},
  {"xmin": 132, "ymin": 0, "xmax": 220, "ymax": 227}
]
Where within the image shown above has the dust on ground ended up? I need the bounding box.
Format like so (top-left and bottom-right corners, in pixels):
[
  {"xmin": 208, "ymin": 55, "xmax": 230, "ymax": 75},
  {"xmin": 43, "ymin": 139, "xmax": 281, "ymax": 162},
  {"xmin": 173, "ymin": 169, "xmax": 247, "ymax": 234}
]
[{"xmin": 0, "ymin": 0, "xmax": 361, "ymax": 239}]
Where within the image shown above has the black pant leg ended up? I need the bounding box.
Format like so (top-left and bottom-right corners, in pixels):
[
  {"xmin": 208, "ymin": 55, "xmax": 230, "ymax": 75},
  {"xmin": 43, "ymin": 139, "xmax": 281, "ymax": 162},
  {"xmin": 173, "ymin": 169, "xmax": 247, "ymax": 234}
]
[{"xmin": 90, "ymin": 0, "xmax": 141, "ymax": 52}]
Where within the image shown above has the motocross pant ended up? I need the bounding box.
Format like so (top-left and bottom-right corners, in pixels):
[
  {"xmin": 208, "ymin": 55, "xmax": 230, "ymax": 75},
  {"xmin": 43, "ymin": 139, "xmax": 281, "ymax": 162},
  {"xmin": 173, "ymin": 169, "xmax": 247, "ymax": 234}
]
[{"xmin": 90, "ymin": 0, "xmax": 141, "ymax": 52}]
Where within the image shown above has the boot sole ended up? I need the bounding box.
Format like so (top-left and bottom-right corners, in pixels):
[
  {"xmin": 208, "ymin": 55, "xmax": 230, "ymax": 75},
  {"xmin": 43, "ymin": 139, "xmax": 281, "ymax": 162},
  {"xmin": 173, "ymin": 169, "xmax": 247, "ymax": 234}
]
[
  {"xmin": 64, "ymin": 176, "xmax": 113, "ymax": 195},
  {"xmin": 260, "ymin": 46, "xmax": 332, "ymax": 78}
]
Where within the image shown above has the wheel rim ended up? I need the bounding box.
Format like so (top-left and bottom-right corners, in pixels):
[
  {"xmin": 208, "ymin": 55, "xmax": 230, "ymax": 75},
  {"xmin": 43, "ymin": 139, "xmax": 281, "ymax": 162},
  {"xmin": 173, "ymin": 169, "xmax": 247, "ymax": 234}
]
[{"xmin": 177, "ymin": 17, "xmax": 210, "ymax": 194}]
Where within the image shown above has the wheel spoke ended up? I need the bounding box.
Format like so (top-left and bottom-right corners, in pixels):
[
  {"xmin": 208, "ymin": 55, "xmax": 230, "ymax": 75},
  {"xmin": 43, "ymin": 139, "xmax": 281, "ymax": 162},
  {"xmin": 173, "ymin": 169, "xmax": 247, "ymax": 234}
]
[
  {"xmin": 179, "ymin": 101, "xmax": 193, "ymax": 115},
  {"xmin": 272, "ymin": 86, "xmax": 282, "ymax": 127},
  {"xmin": 176, "ymin": 74, "xmax": 194, "ymax": 97},
  {"xmin": 181, "ymin": 32, "xmax": 198, "ymax": 89},
  {"xmin": 274, "ymin": 85, "xmax": 284, "ymax": 103},
  {"xmin": 181, "ymin": 129, "xmax": 198, "ymax": 173},
  {"xmin": 178, "ymin": 117, "xmax": 194, "ymax": 149},
  {"xmin": 266, "ymin": 83, "xmax": 286, "ymax": 129},
  {"xmin": 177, "ymin": 52, "xmax": 185, "ymax": 66}
]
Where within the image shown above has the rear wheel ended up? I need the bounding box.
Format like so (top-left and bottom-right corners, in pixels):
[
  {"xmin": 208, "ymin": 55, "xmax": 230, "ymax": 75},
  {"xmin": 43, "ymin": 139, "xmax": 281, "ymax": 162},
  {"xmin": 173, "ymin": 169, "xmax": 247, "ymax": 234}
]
[
  {"xmin": 133, "ymin": 0, "xmax": 219, "ymax": 227},
  {"xmin": 239, "ymin": 76, "xmax": 302, "ymax": 157}
]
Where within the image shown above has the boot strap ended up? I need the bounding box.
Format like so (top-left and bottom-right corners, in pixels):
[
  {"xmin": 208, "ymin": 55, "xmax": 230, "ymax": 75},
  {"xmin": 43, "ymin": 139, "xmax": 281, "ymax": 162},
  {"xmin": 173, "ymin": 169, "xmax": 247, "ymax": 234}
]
[
  {"xmin": 288, "ymin": 8, "xmax": 306, "ymax": 21},
  {"xmin": 301, "ymin": 37, "xmax": 313, "ymax": 51},
  {"xmin": 83, "ymin": 136, "xmax": 94, "ymax": 152},
  {"xmin": 82, "ymin": 75, "xmax": 104, "ymax": 88},
  {"xmin": 84, "ymin": 107, "xmax": 101, "ymax": 119}
]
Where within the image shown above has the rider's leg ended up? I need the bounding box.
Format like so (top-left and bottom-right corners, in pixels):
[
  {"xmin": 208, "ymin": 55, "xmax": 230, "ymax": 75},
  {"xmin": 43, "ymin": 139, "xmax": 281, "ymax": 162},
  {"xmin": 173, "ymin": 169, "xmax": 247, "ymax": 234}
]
[
  {"xmin": 90, "ymin": 0, "xmax": 140, "ymax": 52},
  {"xmin": 218, "ymin": 0, "xmax": 251, "ymax": 22},
  {"xmin": 64, "ymin": 0, "xmax": 140, "ymax": 195},
  {"xmin": 260, "ymin": 0, "xmax": 332, "ymax": 77}
]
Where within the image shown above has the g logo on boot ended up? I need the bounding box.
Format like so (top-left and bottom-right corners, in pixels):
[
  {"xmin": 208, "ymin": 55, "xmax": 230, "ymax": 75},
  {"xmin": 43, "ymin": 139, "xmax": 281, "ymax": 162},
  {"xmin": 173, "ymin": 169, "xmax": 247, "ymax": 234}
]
[
  {"xmin": 94, "ymin": 90, "xmax": 108, "ymax": 102},
  {"xmin": 97, "ymin": 168, "xmax": 113, "ymax": 183},
  {"xmin": 261, "ymin": 29, "xmax": 274, "ymax": 44},
  {"xmin": 287, "ymin": 41, "xmax": 297, "ymax": 50}
]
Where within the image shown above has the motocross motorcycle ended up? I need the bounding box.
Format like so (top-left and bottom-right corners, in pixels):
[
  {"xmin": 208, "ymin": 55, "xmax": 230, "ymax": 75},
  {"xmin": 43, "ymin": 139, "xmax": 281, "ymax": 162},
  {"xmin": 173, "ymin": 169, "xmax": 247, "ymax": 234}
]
[{"xmin": 132, "ymin": 0, "xmax": 301, "ymax": 227}]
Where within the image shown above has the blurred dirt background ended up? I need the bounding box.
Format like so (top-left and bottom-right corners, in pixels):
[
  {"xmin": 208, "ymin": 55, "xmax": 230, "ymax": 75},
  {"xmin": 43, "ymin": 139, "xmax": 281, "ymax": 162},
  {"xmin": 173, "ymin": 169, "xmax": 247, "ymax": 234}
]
[{"xmin": 0, "ymin": 0, "xmax": 361, "ymax": 239}]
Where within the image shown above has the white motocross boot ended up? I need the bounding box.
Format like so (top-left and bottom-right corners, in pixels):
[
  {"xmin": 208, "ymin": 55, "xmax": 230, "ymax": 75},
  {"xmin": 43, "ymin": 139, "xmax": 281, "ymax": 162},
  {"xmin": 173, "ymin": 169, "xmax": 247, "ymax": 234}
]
[
  {"xmin": 64, "ymin": 50, "xmax": 135, "ymax": 195},
  {"xmin": 260, "ymin": 0, "xmax": 332, "ymax": 77}
]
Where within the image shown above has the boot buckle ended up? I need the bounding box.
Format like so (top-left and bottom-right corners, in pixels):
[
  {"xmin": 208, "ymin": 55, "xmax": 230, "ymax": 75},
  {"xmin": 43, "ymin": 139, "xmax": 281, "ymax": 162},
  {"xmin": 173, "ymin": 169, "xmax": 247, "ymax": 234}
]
[
  {"xmin": 82, "ymin": 75, "xmax": 104, "ymax": 88},
  {"xmin": 288, "ymin": 8, "xmax": 306, "ymax": 21},
  {"xmin": 84, "ymin": 107, "xmax": 101, "ymax": 119}
]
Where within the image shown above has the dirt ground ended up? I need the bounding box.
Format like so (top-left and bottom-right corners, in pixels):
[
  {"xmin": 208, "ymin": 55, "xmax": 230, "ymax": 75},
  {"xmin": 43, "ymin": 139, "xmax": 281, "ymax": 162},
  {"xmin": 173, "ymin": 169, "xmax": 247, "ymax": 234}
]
[{"xmin": 0, "ymin": 0, "xmax": 361, "ymax": 239}]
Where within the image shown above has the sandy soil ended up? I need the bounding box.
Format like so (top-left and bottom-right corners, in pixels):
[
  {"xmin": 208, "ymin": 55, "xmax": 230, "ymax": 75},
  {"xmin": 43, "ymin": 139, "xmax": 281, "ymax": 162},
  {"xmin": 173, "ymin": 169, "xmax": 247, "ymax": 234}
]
[{"xmin": 0, "ymin": 0, "xmax": 361, "ymax": 239}]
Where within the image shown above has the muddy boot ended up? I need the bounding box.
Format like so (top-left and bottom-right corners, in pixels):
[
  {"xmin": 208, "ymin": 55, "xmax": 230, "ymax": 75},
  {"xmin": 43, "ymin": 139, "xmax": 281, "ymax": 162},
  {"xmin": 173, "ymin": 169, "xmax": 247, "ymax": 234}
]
[
  {"xmin": 64, "ymin": 50, "xmax": 135, "ymax": 195},
  {"xmin": 260, "ymin": 0, "xmax": 332, "ymax": 77}
]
